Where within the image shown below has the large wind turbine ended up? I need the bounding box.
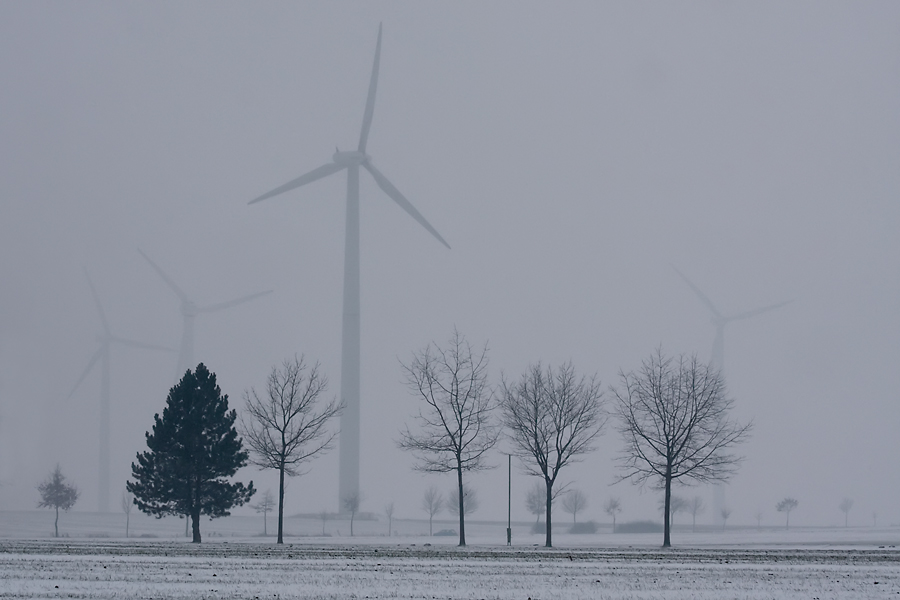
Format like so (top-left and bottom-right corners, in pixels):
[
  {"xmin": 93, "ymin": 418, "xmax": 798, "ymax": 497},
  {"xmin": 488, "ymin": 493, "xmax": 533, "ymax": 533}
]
[
  {"xmin": 671, "ymin": 265, "xmax": 790, "ymax": 373},
  {"xmin": 67, "ymin": 270, "xmax": 170, "ymax": 512},
  {"xmin": 671, "ymin": 265, "xmax": 790, "ymax": 524},
  {"xmin": 138, "ymin": 249, "xmax": 273, "ymax": 381},
  {"xmin": 249, "ymin": 24, "xmax": 450, "ymax": 507}
]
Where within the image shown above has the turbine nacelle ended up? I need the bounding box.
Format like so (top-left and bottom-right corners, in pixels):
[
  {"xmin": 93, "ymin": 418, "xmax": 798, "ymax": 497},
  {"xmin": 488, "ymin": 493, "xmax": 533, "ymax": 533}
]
[{"xmin": 333, "ymin": 149, "xmax": 369, "ymax": 166}]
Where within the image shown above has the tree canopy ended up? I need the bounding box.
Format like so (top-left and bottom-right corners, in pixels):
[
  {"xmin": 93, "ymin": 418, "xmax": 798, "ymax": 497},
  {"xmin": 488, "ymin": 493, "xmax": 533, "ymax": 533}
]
[{"xmin": 128, "ymin": 363, "xmax": 255, "ymax": 543}]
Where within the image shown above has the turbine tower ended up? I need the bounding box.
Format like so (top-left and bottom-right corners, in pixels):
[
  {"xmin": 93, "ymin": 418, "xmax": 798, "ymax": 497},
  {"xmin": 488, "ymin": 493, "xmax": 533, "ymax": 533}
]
[
  {"xmin": 67, "ymin": 270, "xmax": 170, "ymax": 512},
  {"xmin": 249, "ymin": 24, "xmax": 450, "ymax": 508},
  {"xmin": 138, "ymin": 249, "xmax": 273, "ymax": 381},
  {"xmin": 671, "ymin": 265, "xmax": 790, "ymax": 373}
]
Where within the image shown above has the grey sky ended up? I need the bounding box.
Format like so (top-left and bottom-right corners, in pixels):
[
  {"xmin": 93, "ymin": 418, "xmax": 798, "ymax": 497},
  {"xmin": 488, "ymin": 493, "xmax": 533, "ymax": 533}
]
[{"xmin": 1, "ymin": 2, "xmax": 898, "ymax": 528}]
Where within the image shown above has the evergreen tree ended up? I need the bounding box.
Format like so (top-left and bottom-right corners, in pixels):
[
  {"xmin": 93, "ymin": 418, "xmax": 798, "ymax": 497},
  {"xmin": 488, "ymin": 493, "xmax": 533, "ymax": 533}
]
[
  {"xmin": 128, "ymin": 363, "xmax": 254, "ymax": 542},
  {"xmin": 37, "ymin": 464, "xmax": 79, "ymax": 538}
]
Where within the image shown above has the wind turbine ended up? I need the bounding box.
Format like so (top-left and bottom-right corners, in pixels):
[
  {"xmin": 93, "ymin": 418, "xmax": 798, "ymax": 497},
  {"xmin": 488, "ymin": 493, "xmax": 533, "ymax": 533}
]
[
  {"xmin": 249, "ymin": 24, "xmax": 450, "ymax": 507},
  {"xmin": 67, "ymin": 270, "xmax": 171, "ymax": 512},
  {"xmin": 138, "ymin": 249, "xmax": 273, "ymax": 381},
  {"xmin": 671, "ymin": 265, "xmax": 790, "ymax": 373},
  {"xmin": 671, "ymin": 265, "xmax": 790, "ymax": 524}
]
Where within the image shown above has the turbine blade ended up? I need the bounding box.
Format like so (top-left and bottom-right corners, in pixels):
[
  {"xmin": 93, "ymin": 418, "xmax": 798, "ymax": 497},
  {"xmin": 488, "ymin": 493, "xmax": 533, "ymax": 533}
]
[
  {"xmin": 670, "ymin": 264, "xmax": 722, "ymax": 319},
  {"xmin": 363, "ymin": 161, "xmax": 451, "ymax": 249},
  {"xmin": 249, "ymin": 163, "xmax": 345, "ymax": 205},
  {"xmin": 66, "ymin": 347, "xmax": 103, "ymax": 400},
  {"xmin": 727, "ymin": 300, "xmax": 792, "ymax": 322},
  {"xmin": 138, "ymin": 249, "xmax": 190, "ymax": 303},
  {"xmin": 109, "ymin": 336, "xmax": 173, "ymax": 352},
  {"xmin": 198, "ymin": 290, "xmax": 273, "ymax": 314},
  {"xmin": 357, "ymin": 23, "xmax": 382, "ymax": 153},
  {"xmin": 83, "ymin": 269, "xmax": 110, "ymax": 335}
]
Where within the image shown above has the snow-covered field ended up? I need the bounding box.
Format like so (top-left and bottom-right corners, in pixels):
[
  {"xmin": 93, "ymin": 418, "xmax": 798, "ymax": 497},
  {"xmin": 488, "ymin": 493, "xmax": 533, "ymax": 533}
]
[{"xmin": 1, "ymin": 511, "xmax": 899, "ymax": 599}]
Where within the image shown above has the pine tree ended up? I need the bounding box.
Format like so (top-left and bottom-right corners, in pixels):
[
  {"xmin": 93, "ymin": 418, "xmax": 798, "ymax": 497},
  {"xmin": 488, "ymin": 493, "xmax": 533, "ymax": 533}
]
[
  {"xmin": 37, "ymin": 464, "xmax": 79, "ymax": 538},
  {"xmin": 127, "ymin": 363, "xmax": 254, "ymax": 542}
]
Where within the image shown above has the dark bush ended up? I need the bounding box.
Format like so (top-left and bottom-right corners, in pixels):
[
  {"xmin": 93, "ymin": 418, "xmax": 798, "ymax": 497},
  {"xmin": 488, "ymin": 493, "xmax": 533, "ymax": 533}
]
[
  {"xmin": 615, "ymin": 520, "xmax": 663, "ymax": 533},
  {"xmin": 569, "ymin": 521, "xmax": 598, "ymax": 534}
]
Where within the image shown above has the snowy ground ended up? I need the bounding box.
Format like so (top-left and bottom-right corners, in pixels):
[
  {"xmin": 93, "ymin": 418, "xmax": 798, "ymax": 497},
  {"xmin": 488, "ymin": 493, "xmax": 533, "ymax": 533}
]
[{"xmin": 1, "ymin": 511, "xmax": 899, "ymax": 599}]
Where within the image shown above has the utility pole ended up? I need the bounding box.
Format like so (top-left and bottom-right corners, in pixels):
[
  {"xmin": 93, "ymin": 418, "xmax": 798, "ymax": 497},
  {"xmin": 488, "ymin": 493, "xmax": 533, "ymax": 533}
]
[{"xmin": 507, "ymin": 454, "xmax": 512, "ymax": 546}]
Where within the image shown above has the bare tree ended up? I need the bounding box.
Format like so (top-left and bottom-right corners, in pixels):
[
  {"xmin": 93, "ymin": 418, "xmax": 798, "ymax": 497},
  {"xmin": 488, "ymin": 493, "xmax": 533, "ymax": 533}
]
[
  {"xmin": 421, "ymin": 486, "xmax": 443, "ymax": 536},
  {"xmin": 343, "ymin": 491, "xmax": 362, "ymax": 536},
  {"xmin": 604, "ymin": 497, "xmax": 622, "ymax": 533},
  {"xmin": 776, "ymin": 497, "xmax": 798, "ymax": 529},
  {"xmin": 720, "ymin": 507, "xmax": 732, "ymax": 531},
  {"xmin": 658, "ymin": 494, "xmax": 687, "ymax": 526},
  {"xmin": 839, "ymin": 497, "xmax": 853, "ymax": 527},
  {"xmin": 384, "ymin": 502, "xmax": 395, "ymax": 536},
  {"xmin": 614, "ymin": 350, "xmax": 752, "ymax": 547},
  {"xmin": 562, "ymin": 489, "xmax": 588, "ymax": 524},
  {"xmin": 755, "ymin": 509, "xmax": 763, "ymax": 530},
  {"xmin": 398, "ymin": 329, "xmax": 499, "ymax": 547},
  {"xmin": 241, "ymin": 356, "xmax": 342, "ymax": 544},
  {"xmin": 501, "ymin": 362, "xmax": 607, "ymax": 548},
  {"xmin": 688, "ymin": 496, "xmax": 705, "ymax": 532},
  {"xmin": 252, "ymin": 489, "xmax": 276, "ymax": 536},
  {"xmin": 37, "ymin": 464, "xmax": 79, "ymax": 538},
  {"xmin": 525, "ymin": 482, "xmax": 546, "ymax": 523},
  {"xmin": 121, "ymin": 490, "xmax": 134, "ymax": 538},
  {"xmin": 318, "ymin": 509, "xmax": 332, "ymax": 536},
  {"xmin": 447, "ymin": 484, "xmax": 478, "ymax": 517}
]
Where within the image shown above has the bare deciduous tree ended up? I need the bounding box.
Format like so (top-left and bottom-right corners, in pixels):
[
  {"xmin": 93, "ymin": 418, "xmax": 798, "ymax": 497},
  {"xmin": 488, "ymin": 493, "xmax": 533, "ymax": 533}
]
[
  {"xmin": 421, "ymin": 486, "xmax": 443, "ymax": 536},
  {"xmin": 562, "ymin": 489, "xmax": 588, "ymax": 524},
  {"xmin": 720, "ymin": 507, "xmax": 732, "ymax": 531},
  {"xmin": 384, "ymin": 502, "xmax": 395, "ymax": 536},
  {"xmin": 525, "ymin": 482, "xmax": 546, "ymax": 523},
  {"xmin": 839, "ymin": 497, "xmax": 853, "ymax": 527},
  {"xmin": 37, "ymin": 464, "xmax": 79, "ymax": 538},
  {"xmin": 614, "ymin": 350, "xmax": 752, "ymax": 547},
  {"xmin": 688, "ymin": 496, "xmax": 705, "ymax": 532},
  {"xmin": 241, "ymin": 356, "xmax": 342, "ymax": 544},
  {"xmin": 604, "ymin": 497, "xmax": 622, "ymax": 533},
  {"xmin": 398, "ymin": 329, "xmax": 499, "ymax": 547},
  {"xmin": 501, "ymin": 362, "xmax": 607, "ymax": 548},
  {"xmin": 252, "ymin": 489, "xmax": 276, "ymax": 536},
  {"xmin": 447, "ymin": 484, "xmax": 478, "ymax": 517},
  {"xmin": 755, "ymin": 509, "xmax": 764, "ymax": 530},
  {"xmin": 658, "ymin": 494, "xmax": 687, "ymax": 526},
  {"xmin": 343, "ymin": 491, "xmax": 362, "ymax": 536},
  {"xmin": 776, "ymin": 497, "xmax": 798, "ymax": 529},
  {"xmin": 525, "ymin": 481, "xmax": 566, "ymax": 523},
  {"xmin": 318, "ymin": 509, "xmax": 333, "ymax": 536},
  {"xmin": 121, "ymin": 490, "xmax": 134, "ymax": 538}
]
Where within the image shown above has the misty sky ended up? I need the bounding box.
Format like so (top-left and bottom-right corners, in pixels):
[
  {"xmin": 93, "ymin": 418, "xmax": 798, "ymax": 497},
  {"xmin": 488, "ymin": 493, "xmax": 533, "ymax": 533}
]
[{"xmin": 1, "ymin": 2, "xmax": 898, "ymax": 529}]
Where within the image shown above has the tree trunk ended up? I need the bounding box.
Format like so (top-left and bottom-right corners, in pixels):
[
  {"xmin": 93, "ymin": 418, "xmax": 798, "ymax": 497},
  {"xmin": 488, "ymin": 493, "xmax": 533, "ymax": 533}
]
[
  {"xmin": 350, "ymin": 511, "xmax": 355, "ymax": 536},
  {"xmin": 663, "ymin": 469, "xmax": 672, "ymax": 548},
  {"xmin": 263, "ymin": 510, "xmax": 267, "ymax": 536},
  {"xmin": 126, "ymin": 513, "xmax": 130, "ymax": 538},
  {"xmin": 277, "ymin": 463, "xmax": 285, "ymax": 544},
  {"xmin": 456, "ymin": 465, "xmax": 466, "ymax": 547},
  {"xmin": 544, "ymin": 478, "xmax": 553, "ymax": 548},
  {"xmin": 429, "ymin": 514, "xmax": 433, "ymax": 536},
  {"xmin": 191, "ymin": 508, "xmax": 201, "ymax": 543},
  {"xmin": 54, "ymin": 506, "xmax": 59, "ymax": 538}
]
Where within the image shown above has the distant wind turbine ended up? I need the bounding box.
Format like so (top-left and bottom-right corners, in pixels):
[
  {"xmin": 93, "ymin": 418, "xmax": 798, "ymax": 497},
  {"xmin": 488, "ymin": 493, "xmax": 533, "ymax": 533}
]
[
  {"xmin": 67, "ymin": 270, "xmax": 171, "ymax": 513},
  {"xmin": 249, "ymin": 24, "xmax": 450, "ymax": 507},
  {"xmin": 671, "ymin": 264, "xmax": 790, "ymax": 525},
  {"xmin": 138, "ymin": 249, "xmax": 272, "ymax": 381},
  {"xmin": 671, "ymin": 265, "xmax": 790, "ymax": 373}
]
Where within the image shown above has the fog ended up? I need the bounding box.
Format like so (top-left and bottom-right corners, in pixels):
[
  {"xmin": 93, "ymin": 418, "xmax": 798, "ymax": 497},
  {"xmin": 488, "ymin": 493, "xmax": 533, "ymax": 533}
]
[{"xmin": 1, "ymin": 2, "xmax": 898, "ymax": 530}]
